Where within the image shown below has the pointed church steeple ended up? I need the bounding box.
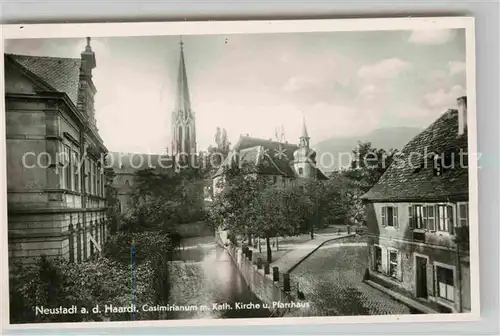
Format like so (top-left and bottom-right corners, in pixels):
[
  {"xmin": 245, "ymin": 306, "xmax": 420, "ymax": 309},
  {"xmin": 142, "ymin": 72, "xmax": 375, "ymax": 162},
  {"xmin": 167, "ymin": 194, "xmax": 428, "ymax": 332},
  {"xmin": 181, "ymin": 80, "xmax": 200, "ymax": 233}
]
[
  {"xmin": 299, "ymin": 114, "xmax": 310, "ymax": 148},
  {"xmin": 172, "ymin": 37, "xmax": 197, "ymax": 160},
  {"xmin": 175, "ymin": 37, "xmax": 191, "ymax": 115},
  {"xmin": 293, "ymin": 114, "xmax": 316, "ymax": 179}
]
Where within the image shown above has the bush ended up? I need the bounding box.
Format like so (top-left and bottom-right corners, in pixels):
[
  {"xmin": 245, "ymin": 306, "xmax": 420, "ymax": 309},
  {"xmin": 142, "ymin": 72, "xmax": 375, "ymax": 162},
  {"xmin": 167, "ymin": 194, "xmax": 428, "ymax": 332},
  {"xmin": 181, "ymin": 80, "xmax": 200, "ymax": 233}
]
[{"xmin": 10, "ymin": 232, "xmax": 178, "ymax": 323}]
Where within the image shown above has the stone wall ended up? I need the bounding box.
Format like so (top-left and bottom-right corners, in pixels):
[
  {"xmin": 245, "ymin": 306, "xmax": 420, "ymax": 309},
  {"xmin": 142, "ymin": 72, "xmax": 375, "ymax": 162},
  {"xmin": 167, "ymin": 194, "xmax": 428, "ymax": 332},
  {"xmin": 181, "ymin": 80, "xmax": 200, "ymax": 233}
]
[
  {"xmin": 8, "ymin": 209, "xmax": 108, "ymax": 265},
  {"xmin": 219, "ymin": 237, "xmax": 297, "ymax": 317}
]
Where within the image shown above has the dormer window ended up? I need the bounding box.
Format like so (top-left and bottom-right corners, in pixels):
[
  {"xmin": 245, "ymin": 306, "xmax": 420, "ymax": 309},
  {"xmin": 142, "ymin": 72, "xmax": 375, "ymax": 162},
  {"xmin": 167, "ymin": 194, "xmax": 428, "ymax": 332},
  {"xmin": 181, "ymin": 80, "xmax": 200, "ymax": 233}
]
[
  {"xmin": 433, "ymin": 152, "xmax": 454, "ymax": 176},
  {"xmin": 433, "ymin": 155, "xmax": 442, "ymax": 176}
]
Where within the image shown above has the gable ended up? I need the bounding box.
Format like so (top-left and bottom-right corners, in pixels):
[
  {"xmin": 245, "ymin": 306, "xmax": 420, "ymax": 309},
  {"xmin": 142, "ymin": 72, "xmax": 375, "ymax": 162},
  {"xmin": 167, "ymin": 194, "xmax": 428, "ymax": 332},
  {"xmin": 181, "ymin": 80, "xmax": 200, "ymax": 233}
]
[
  {"xmin": 6, "ymin": 54, "xmax": 81, "ymax": 106},
  {"xmin": 4, "ymin": 59, "xmax": 46, "ymax": 95}
]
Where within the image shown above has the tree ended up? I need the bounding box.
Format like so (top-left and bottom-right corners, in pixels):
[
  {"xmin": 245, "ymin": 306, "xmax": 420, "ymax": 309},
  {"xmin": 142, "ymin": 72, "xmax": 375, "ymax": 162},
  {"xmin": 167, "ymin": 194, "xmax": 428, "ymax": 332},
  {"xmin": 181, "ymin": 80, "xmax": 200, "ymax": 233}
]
[
  {"xmin": 207, "ymin": 127, "xmax": 231, "ymax": 171},
  {"xmin": 251, "ymin": 186, "xmax": 302, "ymax": 263},
  {"xmin": 123, "ymin": 166, "xmax": 205, "ymax": 233},
  {"xmin": 208, "ymin": 164, "xmax": 266, "ymax": 242},
  {"xmin": 344, "ymin": 141, "xmax": 397, "ymax": 192},
  {"xmin": 104, "ymin": 167, "xmax": 120, "ymax": 234}
]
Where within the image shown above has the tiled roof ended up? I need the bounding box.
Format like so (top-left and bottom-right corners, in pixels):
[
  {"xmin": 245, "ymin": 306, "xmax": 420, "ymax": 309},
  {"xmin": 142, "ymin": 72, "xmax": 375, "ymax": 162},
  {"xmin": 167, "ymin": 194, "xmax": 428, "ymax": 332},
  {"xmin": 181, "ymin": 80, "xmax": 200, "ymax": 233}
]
[
  {"xmin": 362, "ymin": 109, "xmax": 468, "ymax": 202},
  {"xmin": 7, "ymin": 54, "xmax": 81, "ymax": 106},
  {"xmin": 214, "ymin": 135, "xmax": 327, "ymax": 179}
]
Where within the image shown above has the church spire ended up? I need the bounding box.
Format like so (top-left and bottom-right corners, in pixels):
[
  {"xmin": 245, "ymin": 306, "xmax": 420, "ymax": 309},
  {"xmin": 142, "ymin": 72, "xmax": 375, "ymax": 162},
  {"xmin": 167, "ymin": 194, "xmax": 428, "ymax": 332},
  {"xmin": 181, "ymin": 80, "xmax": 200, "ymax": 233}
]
[
  {"xmin": 299, "ymin": 114, "xmax": 310, "ymax": 148},
  {"xmin": 175, "ymin": 36, "xmax": 191, "ymax": 114},
  {"xmin": 301, "ymin": 114, "xmax": 309, "ymax": 139},
  {"xmin": 171, "ymin": 37, "xmax": 197, "ymax": 160}
]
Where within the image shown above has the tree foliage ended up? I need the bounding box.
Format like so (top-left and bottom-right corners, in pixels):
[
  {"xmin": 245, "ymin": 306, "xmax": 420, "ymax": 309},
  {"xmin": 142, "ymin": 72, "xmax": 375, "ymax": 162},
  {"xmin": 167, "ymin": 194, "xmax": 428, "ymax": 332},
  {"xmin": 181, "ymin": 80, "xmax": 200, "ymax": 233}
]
[
  {"xmin": 121, "ymin": 167, "xmax": 206, "ymax": 233},
  {"xmin": 343, "ymin": 141, "xmax": 398, "ymax": 193},
  {"xmin": 207, "ymin": 127, "xmax": 231, "ymax": 169},
  {"xmin": 104, "ymin": 167, "xmax": 121, "ymax": 235},
  {"xmin": 9, "ymin": 232, "xmax": 178, "ymax": 324}
]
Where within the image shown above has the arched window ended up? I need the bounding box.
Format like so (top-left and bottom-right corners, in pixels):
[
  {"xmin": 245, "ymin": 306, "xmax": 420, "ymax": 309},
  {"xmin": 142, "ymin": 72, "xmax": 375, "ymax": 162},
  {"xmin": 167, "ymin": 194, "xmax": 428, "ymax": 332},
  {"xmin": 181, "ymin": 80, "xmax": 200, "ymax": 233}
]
[
  {"xmin": 178, "ymin": 125, "xmax": 183, "ymax": 152},
  {"xmin": 185, "ymin": 126, "xmax": 191, "ymax": 153},
  {"xmin": 298, "ymin": 167, "xmax": 303, "ymax": 175}
]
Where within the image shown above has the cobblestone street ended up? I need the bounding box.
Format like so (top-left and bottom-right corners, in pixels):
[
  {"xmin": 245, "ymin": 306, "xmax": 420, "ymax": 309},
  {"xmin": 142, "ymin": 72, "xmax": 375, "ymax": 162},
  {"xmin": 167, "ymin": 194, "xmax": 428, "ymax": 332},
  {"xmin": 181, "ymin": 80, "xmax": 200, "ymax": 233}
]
[{"xmin": 290, "ymin": 236, "xmax": 412, "ymax": 316}]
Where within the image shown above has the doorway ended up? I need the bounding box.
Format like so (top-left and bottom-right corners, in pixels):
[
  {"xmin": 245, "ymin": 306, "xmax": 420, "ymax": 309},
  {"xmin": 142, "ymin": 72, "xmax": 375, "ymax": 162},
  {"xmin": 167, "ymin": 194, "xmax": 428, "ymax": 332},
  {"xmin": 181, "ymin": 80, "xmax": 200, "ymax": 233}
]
[{"xmin": 415, "ymin": 256, "xmax": 428, "ymax": 298}]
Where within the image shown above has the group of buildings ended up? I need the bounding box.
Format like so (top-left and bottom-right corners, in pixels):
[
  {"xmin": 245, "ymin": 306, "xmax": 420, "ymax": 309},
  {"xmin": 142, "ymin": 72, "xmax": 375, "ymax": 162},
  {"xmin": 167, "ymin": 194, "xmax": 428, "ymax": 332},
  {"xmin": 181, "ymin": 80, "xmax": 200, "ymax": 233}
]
[{"xmin": 4, "ymin": 37, "xmax": 471, "ymax": 314}]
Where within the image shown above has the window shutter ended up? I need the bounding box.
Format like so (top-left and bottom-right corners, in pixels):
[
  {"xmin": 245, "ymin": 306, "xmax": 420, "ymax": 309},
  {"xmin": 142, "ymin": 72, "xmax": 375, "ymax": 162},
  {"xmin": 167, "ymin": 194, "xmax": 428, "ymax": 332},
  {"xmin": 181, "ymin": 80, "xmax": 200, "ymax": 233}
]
[
  {"xmin": 386, "ymin": 250, "xmax": 390, "ymax": 276},
  {"xmin": 381, "ymin": 207, "xmax": 387, "ymax": 226},
  {"xmin": 408, "ymin": 205, "xmax": 413, "ymax": 229},
  {"xmin": 427, "ymin": 263, "xmax": 435, "ymax": 297},
  {"xmin": 447, "ymin": 205, "xmax": 454, "ymax": 234},
  {"xmin": 458, "ymin": 203, "xmax": 468, "ymax": 227},
  {"xmin": 393, "ymin": 207, "xmax": 399, "ymax": 229},
  {"xmin": 371, "ymin": 246, "xmax": 376, "ymax": 270},
  {"xmin": 397, "ymin": 252, "xmax": 403, "ymax": 281}
]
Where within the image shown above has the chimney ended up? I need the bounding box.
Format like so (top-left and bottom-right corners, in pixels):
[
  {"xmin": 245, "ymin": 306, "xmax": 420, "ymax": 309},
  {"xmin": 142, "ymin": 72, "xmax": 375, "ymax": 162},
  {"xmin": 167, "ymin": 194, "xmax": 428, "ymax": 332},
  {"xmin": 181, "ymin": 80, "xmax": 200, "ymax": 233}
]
[{"xmin": 457, "ymin": 96, "xmax": 467, "ymax": 135}]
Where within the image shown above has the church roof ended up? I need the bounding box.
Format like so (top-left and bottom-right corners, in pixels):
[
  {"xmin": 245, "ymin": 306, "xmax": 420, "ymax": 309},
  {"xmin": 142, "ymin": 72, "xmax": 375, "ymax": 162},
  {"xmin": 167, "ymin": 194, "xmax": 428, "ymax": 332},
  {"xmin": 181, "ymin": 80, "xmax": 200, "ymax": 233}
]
[
  {"xmin": 213, "ymin": 135, "xmax": 327, "ymax": 179},
  {"xmin": 6, "ymin": 53, "xmax": 82, "ymax": 106},
  {"xmin": 362, "ymin": 109, "xmax": 468, "ymax": 202}
]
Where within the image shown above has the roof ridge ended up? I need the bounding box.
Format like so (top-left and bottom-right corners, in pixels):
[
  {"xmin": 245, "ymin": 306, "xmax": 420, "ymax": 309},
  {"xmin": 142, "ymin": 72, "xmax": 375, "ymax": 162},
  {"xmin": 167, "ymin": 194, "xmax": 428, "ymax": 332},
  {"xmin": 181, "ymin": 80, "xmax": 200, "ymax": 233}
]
[
  {"xmin": 239, "ymin": 135, "xmax": 298, "ymax": 146},
  {"xmin": 6, "ymin": 53, "xmax": 81, "ymax": 62},
  {"xmin": 362, "ymin": 107, "xmax": 467, "ymax": 201}
]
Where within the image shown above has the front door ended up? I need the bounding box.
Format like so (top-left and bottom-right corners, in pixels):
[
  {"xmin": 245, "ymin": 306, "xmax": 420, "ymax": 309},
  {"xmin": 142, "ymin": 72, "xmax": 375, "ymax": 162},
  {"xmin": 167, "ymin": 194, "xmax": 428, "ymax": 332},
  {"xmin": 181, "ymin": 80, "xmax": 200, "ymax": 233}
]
[{"xmin": 416, "ymin": 256, "xmax": 428, "ymax": 298}]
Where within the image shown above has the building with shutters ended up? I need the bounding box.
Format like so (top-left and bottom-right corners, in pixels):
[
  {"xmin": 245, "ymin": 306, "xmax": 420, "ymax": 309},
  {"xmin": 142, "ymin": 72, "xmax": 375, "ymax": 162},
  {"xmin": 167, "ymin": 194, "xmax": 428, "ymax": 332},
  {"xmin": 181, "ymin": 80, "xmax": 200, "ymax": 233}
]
[
  {"xmin": 5, "ymin": 38, "xmax": 109, "ymax": 265},
  {"xmin": 362, "ymin": 96, "xmax": 471, "ymax": 313}
]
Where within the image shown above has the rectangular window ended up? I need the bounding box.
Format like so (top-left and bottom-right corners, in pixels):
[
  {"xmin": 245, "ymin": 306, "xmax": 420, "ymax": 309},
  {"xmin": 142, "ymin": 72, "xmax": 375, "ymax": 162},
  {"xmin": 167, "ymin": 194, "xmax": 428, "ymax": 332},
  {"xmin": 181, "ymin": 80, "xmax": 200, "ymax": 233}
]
[
  {"xmin": 388, "ymin": 250, "xmax": 399, "ymax": 279},
  {"xmin": 85, "ymin": 157, "xmax": 90, "ymax": 193},
  {"xmin": 410, "ymin": 205, "xmax": 436, "ymax": 230},
  {"xmin": 374, "ymin": 246, "xmax": 382, "ymax": 272},
  {"xmin": 90, "ymin": 162, "xmax": 94, "ymax": 195},
  {"xmin": 436, "ymin": 266, "xmax": 454, "ymax": 301},
  {"xmin": 60, "ymin": 146, "xmax": 67, "ymax": 189},
  {"xmin": 414, "ymin": 205, "xmax": 424, "ymax": 229},
  {"xmin": 458, "ymin": 202, "xmax": 469, "ymax": 227},
  {"xmin": 382, "ymin": 206, "xmax": 398, "ymax": 228},
  {"xmin": 101, "ymin": 170, "xmax": 105, "ymax": 196},
  {"xmin": 89, "ymin": 162, "xmax": 93, "ymax": 195},
  {"xmin": 72, "ymin": 151, "xmax": 80, "ymax": 192},
  {"xmin": 64, "ymin": 145, "xmax": 72, "ymax": 190},
  {"xmin": 93, "ymin": 162, "xmax": 98, "ymax": 195},
  {"xmin": 437, "ymin": 205, "xmax": 454, "ymax": 234},
  {"xmin": 425, "ymin": 205, "xmax": 436, "ymax": 231},
  {"xmin": 97, "ymin": 164, "xmax": 101, "ymax": 197}
]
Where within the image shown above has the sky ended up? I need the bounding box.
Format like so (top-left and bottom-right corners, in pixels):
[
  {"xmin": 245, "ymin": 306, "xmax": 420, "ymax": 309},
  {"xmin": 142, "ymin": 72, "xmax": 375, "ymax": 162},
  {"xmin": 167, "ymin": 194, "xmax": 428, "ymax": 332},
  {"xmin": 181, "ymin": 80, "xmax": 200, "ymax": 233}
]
[{"xmin": 5, "ymin": 28, "xmax": 467, "ymax": 154}]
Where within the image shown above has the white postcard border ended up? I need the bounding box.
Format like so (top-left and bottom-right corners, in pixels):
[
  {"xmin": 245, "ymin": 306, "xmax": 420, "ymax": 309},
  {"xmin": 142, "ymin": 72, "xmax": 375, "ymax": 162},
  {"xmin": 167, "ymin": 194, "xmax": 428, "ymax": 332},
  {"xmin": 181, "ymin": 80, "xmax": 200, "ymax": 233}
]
[{"xmin": 0, "ymin": 17, "xmax": 479, "ymax": 330}]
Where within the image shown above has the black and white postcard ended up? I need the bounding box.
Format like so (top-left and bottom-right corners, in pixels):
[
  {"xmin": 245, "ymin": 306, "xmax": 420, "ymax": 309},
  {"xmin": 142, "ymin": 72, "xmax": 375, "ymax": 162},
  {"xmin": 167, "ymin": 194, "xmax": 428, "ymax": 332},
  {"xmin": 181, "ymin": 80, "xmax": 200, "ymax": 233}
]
[{"xmin": 0, "ymin": 17, "xmax": 479, "ymax": 329}]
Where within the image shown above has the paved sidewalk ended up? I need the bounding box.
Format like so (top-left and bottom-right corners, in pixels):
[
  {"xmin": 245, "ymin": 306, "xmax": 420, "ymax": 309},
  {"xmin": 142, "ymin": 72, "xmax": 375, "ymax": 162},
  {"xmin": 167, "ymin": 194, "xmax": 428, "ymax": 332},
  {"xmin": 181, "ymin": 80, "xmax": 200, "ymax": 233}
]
[
  {"xmin": 270, "ymin": 233, "xmax": 354, "ymax": 274},
  {"xmin": 364, "ymin": 280, "xmax": 438, "ymax": 314}
]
